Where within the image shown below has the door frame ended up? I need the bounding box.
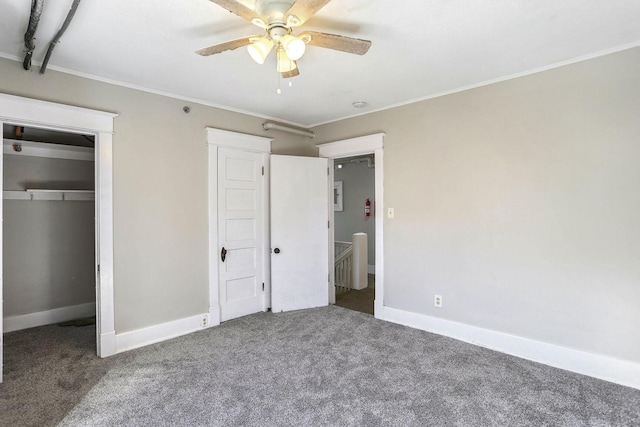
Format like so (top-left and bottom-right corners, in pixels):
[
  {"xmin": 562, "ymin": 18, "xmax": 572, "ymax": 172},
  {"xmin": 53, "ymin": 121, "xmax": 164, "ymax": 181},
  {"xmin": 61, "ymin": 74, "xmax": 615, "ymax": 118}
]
[
  {"xmin": 206, "ymin": 128, "xmax": 272, "ymax": 325},
  {"xmin": 0, "ymin": 94, "xmax": 117, "ymax": 375},
  {"xmin": 317, "ymin": 133, "xmax": 385, "ymax": 315}
]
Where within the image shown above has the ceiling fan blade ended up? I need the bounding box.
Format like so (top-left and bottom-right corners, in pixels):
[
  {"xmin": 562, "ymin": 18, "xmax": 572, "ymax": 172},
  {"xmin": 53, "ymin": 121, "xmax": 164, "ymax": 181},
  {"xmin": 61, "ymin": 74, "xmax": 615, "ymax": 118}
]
[
  {"xmin": 300, "ymin": 31, "xmax": 371, "ymax": 55},
  {"xmin": 209, "ymin": 0, "xmax": 257, "ymax": 22},
  {"xmin": 196, "ymin": 37, "xmax": 253, "ymax": 56},
  {"xmin": 285, "ymin": 0, "xmax": 332, "ymax": 26},
  {"xmin": 281, "ymin": 63, "xmax": 300, "ymax": 79}
]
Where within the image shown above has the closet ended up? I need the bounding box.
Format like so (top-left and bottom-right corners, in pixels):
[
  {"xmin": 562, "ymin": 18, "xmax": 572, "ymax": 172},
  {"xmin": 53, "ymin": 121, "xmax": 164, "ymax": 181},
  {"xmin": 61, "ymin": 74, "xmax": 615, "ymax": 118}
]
[{"xmin": 2, "ymin": 124, "xmax": 96, "ymax": 333}]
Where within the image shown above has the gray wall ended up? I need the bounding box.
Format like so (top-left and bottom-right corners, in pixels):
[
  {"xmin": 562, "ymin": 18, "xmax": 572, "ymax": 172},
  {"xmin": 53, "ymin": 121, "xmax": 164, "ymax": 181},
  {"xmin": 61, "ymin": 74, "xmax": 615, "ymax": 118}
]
[
  {"xmin": 3, "ymin": 155, "xmax": 95, "ymax": 316},
  {"xmin": 0, "ymin": 56, "xmax": 312, "ymax": 333},
  {"xmin": 313, "ymin": 47, "xmax": 640, "ymax": 363},
  {"xmin": 334, "ymin": 160, "xmax": 375, "ymax": 266}
]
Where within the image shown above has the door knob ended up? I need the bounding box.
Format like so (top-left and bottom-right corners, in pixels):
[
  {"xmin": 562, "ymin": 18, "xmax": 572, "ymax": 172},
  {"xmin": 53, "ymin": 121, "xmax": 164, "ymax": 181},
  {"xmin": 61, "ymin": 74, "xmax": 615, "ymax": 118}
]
[
  {"xmin": 274, "ymin": 248, "xmax": 280, "ymax": 254},
  {"xmin": 221, "ymin": 247, "xmax": 227, "ymax": 262}
]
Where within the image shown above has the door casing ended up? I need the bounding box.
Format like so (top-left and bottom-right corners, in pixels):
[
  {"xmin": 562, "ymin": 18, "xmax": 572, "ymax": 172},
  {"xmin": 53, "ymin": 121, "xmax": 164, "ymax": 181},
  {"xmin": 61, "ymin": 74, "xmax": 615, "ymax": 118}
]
[
  {"xmin": 207, "ymin": 129, "xmax": 385, "ymax": 320},
  {"xmin": 317, "ymin": 133, "xmax": 385, "ymax": 314},
  {"xmin": 0, "ymin": 94, "xmax": 117, "ymax": 385},
  {"xmin": 207, "ymin": 128, "xmax": 272, "ymax": 325}
]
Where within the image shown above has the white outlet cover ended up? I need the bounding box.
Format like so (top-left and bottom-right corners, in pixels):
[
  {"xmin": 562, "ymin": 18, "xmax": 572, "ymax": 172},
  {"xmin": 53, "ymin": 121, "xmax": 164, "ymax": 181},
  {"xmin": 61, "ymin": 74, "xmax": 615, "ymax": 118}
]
[
  {"xmin": 434, "ymin": 295, "xmax": 442, "ymax": 307},
  {"xmin": 388, "ymin": 208, "xmax": 395, "ymax": 218}
]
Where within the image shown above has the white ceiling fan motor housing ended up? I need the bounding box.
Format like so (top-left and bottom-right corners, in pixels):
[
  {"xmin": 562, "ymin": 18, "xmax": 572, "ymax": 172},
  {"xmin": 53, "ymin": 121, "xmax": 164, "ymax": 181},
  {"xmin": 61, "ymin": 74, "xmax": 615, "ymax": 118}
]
[{"xmin": 257, "ymin": 0, "xmax": 296, "ymax": 26}]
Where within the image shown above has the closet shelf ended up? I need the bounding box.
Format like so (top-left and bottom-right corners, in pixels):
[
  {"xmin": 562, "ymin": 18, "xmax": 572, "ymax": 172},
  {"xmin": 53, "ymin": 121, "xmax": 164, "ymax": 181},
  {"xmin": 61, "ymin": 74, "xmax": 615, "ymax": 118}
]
[{"xmin": 3, "ymin": 189, "xmax": 95, "ymax": 201}]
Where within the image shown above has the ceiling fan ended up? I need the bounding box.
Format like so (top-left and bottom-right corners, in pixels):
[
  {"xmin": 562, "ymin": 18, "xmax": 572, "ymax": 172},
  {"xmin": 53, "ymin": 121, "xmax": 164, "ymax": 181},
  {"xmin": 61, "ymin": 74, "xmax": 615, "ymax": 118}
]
[{"xmin": 196, "ymin": 0, "xmax": 372, "ymax": 80}]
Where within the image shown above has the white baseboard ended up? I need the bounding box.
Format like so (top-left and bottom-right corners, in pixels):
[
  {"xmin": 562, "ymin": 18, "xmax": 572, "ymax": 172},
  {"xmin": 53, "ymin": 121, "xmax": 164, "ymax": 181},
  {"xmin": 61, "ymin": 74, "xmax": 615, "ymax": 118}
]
[
  {"xmin": 115, "ymin": 313, "xmax": 211, "ymax": 354},
  {"xmin": 208, "ymin": 305, "xmax": 221, "ymax": 327},
  {"xmin": 99, "ymin": 330, "xmax": 117, "ymax": 358},
  {"xmin": 3, "ymin": 302, "xmax": 96, "ymax": 333},
  {"xmin": 376, "ymin": 305, "xmax": 640, "ymax": 390},
  {"xmin": 368, "ymin": 264, "xmax": 375, "ymax": 274}
]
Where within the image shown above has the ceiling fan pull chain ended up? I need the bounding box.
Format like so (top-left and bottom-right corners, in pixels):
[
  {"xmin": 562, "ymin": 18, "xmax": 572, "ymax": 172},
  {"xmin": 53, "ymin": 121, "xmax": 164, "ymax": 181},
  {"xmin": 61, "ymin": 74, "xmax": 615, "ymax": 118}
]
[{"xmin": 277, "ymin": 71, "xmax": 282, "ymax": 95}]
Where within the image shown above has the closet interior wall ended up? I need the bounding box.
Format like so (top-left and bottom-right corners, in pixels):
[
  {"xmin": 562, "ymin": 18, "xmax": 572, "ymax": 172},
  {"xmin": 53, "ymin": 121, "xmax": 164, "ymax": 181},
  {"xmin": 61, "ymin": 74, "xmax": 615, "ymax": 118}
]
[{"xmin": 3, "ymin": 125, "xmax": 96, "ymax": 330}]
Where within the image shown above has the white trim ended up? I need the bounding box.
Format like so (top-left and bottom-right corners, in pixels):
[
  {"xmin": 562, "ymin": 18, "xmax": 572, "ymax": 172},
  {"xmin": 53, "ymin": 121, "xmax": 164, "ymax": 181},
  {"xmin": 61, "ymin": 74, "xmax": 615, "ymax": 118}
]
[
  {"xmin": 0, "ymin": 53, "xmax": 307, "ymax": 129},
  {"xmin": 318, "ymin": 134, "xmax": 384, "ymax": 314},
  {"xmin": 368, "ymin": 264, "xmax": 375, "ymax": 275},
  {"xmin": 3, "ymin": 303, "xmax": 96, "ymax": 333},
  {"xmin": 308, "ymin": 41, "xmax": 640, "ymax": 127},
  {"xmin": 95, "ymin": 131, "xmax": 116, "ymax": 357},
  {"xmin": 100, "ymin": 331, "xmax": 116, "ymax": 355},
  {"xmin": 207, "ymin": 128, "xmax": 272, "ymax": 324},
  {"xmin": 115, "ymin": 313, "xmax": 211, "ymax": 354},
  {"xmin": 0, "ymin": 93, "xmax": 116, "ymax": 359},
  {"xmin": 327, "ymin": 159, "xmax": 335, "ymax": 305},
  {"xmin": 316, "ymin": 133, "xmax": 385, "ymax": 158},
  {"xmin": 207, "ymin": 145, "xmax": 221, "ymax": 326},
  {"xmin": 3, "ymin": 139, "xmax": 94, "ymax": 161},
  {"xmin": 0, "ymin": 93, "xmax": 117, "ymax": 133},
  {"xmin": 206, "ymin": 127, "xmax": 272, "ymax": 153},
  {"xmin": 4, "ymin": 42, "xmax": 640, "ymax": 129},
  {"xmin": 0, "ymin": 119, "xmax": 3, "ymax": 383},
  {"xmin": 377, "ymin": 306, "xmax": 640, "ymax": 391}
]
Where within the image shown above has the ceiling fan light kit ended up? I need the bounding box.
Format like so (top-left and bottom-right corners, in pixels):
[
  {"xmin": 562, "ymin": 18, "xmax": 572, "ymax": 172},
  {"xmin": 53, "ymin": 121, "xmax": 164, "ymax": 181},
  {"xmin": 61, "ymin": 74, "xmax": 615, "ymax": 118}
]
[
  {"xmin": 199, "ymin": 0, "xmax": 372, "ymax": 85},
  {"xmin": 247, "ymin": 37, "xmax": 274, "ymax": 64},
  {"xmin": 280, "ymin": 34, "xmax": 306, "ymax": 60},
  {"xmin": 276, "ymin": 48, "xmax": 297, "ymax": 72}
]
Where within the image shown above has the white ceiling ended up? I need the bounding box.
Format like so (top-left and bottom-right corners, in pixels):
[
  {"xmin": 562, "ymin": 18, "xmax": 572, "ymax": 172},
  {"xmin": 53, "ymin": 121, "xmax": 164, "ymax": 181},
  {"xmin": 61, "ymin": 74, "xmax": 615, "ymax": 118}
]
[{"xmin": 1, "ymin": 0, "xmax": 639, "ymax": 127}]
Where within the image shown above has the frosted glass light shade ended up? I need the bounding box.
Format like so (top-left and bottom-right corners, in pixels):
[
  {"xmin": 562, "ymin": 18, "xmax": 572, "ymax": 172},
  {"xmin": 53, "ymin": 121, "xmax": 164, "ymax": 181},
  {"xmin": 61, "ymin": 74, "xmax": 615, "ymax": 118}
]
[
  {"xmin": 281, "ymin": 35, "xmax": 306, "ymax": 61},
  {"xmin": 276, "ymin": 49, "xmax": 297, "ymax": 72},
  {"xmin": 247, "ymin": 37, "xmax": 274, "ymax": 64}
]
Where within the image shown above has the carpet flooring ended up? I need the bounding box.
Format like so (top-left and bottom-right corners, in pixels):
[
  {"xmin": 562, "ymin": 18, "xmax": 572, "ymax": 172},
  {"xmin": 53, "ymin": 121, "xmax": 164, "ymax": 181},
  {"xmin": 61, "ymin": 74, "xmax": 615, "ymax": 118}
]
[
  {"xmin": 2, "ymin": 306, "xmax": 640, "ymax": 426},
  {"xmin": 0, "ymin": 322, "xmax": 128, "ymax": 426}
]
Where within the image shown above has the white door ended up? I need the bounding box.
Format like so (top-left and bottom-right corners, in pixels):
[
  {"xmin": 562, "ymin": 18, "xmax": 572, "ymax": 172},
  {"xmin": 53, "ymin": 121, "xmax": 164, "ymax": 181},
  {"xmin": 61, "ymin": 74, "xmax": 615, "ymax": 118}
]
[
  {"xmin": 218, "ymin": 148, "xmax": 266, "ymax": 321},
  {"xmin": 270, "ymin": 155, "xmax": 329, "ymax": 312},
  {"xmin": 0, "ymin": 122, "xmax": 4, "ymax": 383}
]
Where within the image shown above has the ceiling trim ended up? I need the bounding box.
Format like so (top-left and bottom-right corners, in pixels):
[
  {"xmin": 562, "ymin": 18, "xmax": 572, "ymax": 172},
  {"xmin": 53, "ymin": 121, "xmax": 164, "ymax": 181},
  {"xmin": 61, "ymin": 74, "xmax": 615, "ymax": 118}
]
[
  {"xmin": 0, "ymin": 52, "xmax": 309, "ymax": 129},
  {"xmin": 308, "ymin": 40, "xmax": 640, "ymax": 128},
  {"xmin": 3, "ymin": 40, "xmax": 639, "ymax": 130}
]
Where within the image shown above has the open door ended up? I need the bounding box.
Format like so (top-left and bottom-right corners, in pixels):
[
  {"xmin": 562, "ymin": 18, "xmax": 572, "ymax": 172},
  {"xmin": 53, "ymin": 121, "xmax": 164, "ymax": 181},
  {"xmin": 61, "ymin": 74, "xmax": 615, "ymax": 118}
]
[
  {"xmin": 270, "ymin": 155, "xmax": 329, "ymax": 312},
  {"xmin": 0, "ymin": 120, "xmax": 4, "ymax": 383}
]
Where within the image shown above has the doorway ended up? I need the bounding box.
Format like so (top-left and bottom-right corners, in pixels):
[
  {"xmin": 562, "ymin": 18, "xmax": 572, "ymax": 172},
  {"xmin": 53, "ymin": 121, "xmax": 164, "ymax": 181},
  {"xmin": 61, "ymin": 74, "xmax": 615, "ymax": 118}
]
[
  {"xmin": 332, "ymin": 154, "xmax": 376, "ymax": 314},
  {"xmin": 3, "ymin": 125, "xmax": 97, "ymax": 334},
  {"xmin": 0, "ymin": 93, "xmax": 116, "ymax": 383},
  {"xmin": 317, "ymin": 133, "xmax": 385, "ymax": 317},
  {"xmin": 207, "ymin": 128, "xmax": 330, "ymax": 323}
]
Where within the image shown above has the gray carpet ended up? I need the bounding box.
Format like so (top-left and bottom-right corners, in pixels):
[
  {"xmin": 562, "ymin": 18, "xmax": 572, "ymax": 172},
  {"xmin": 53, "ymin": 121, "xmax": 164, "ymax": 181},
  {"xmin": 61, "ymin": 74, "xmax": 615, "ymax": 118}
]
[
  {"xmin": 3, "ymin": 306, "xmax": 640, "ymax": 426},
  {"xmin": 0, "ymin": 321, "xmax": 128, "ymax": 426}
]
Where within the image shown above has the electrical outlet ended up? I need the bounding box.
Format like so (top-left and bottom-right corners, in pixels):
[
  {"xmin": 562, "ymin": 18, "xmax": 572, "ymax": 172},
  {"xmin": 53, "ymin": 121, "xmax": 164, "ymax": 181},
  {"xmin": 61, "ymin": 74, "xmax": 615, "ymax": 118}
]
[
  {"xmin": 201, "ymin": 314, "xmax": 209, "ymax": 328},
  {"xmin": 434, "ymin": 295, "xmax": 443, "ymax": 308},
  {"xmin": 388, "ymin": 208, "xmax": 395, "ymax": 218}
]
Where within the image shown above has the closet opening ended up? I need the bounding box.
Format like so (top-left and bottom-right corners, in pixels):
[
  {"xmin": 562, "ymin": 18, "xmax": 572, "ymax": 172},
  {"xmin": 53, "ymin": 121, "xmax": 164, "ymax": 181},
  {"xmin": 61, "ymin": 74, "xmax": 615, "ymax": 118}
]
[{"xmin": 2, "ymin": 124, "xmax": 97, "ymax": 354}]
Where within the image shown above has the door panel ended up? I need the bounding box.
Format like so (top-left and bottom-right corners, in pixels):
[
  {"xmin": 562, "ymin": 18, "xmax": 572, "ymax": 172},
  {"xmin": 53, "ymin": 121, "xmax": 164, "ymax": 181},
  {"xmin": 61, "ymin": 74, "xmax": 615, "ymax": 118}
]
[
  {"xmin": 270, "ymin": 155, "xmax": 329, "ymax": 313},
  {"xmin": 218, "ymin": 148, "xmax": 265, "ymax": 321},
  {"xmin": 0, "ymin": 123, "xmax": 4, "ymax": 382}
]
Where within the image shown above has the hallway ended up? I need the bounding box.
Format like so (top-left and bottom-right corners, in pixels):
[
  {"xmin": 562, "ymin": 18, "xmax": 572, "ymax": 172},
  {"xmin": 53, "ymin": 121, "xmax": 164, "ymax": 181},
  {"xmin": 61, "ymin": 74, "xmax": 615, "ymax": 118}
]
[{"xmin": 335, "ymin": 274, "xmax": 375, "ymax": 315}]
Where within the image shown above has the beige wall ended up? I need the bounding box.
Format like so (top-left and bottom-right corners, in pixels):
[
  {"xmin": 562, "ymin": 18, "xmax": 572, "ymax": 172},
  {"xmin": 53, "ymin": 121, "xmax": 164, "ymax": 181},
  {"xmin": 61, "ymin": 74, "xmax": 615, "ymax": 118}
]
[
  {"xmin": 313, "ymin": 47, "xmax": 640, "ymax": 363},
  {"xmin": 0, "ymin": 57, "xmax": 312, "ymax": 333},
  {"xmin": 3, "ymin": 155, "xmax": 95, "ymax": 316}
]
